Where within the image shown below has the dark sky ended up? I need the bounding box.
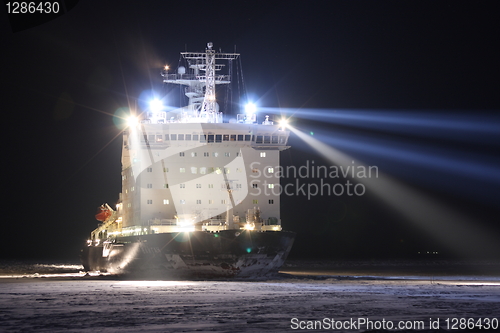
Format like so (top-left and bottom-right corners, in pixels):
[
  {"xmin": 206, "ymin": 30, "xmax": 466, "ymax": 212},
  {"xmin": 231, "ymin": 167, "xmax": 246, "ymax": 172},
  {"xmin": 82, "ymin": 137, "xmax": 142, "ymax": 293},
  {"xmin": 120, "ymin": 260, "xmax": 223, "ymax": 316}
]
[{"xmin": 2, "ymin": 0, "xmax": 499, "ymax": 261}]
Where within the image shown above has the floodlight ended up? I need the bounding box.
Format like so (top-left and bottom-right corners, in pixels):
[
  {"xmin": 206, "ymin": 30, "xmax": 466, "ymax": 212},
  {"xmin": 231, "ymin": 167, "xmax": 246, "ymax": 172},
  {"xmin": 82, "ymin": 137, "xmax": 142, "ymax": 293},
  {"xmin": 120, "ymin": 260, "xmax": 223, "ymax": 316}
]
[
  {"xmin": 279, "ymin": 118, "xmax": 289, "ymax": 128},
  {"xmin": 149, "ymin": 98, "xmax": 163, "ymax": 112},
  {"xmin": 126, "ymin": 116, "xmax": 138, "ymax": 127},
  {"xmin": 245, "ymin": 102, "xmax": 257, "ymax": 114}
]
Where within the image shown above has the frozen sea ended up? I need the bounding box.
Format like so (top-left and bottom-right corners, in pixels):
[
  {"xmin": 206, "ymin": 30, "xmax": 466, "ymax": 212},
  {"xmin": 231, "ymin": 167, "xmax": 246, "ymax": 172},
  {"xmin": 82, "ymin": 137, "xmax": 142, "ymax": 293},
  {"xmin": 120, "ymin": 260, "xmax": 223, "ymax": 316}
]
[{"xmin": 1, "ymin": 259, "xmax": 499, "ymax": 332}]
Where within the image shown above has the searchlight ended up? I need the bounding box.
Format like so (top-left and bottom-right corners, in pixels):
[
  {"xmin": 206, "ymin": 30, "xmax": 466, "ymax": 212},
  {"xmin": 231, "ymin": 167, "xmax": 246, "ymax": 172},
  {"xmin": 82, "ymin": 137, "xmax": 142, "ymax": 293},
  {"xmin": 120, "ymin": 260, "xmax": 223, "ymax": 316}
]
[
  {"xmin": 149, "ymin": 98, "xmax": 163, "ymax": 112},
  {"xmin": 278, "ymin": 118, "xmax": 289, "ymax": 129},
  {"xmin": 126, "ymin": 116, "xmax": 138, "ymax": 128},
  {"xmin": 245, "ymin": 102, "xmax": 257, "ymax": 114},
  {"xmin": 239, "ymin": 102, "xmax": 257, "ymax": 124}
]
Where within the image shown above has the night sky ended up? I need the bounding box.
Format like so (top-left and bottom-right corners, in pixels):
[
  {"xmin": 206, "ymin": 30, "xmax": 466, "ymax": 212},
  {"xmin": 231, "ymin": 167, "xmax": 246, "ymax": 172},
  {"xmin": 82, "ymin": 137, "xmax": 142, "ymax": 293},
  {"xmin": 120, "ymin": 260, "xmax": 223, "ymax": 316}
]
[{"xmin": 2, "ymin": 0, "xmax": 499, "ymax": 261}]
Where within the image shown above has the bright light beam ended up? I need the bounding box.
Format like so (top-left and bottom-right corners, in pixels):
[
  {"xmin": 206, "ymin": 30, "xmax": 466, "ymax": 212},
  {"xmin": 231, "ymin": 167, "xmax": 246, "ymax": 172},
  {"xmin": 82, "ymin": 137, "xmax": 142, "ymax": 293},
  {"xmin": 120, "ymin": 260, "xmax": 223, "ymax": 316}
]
[
  {"xmin": 315, "ymin": 130, "xmax": 500, "ymax": 206},
  {"xmin": 259, "ymin": 107, "xmax": 499, "ymax": 205},
  {"xmin": 288, "ymin": 124, "xmax": 500, "ymax": 259},
  {"xmin": 259, "ymin": 107, "xmax": 500, "ymax": 146}
]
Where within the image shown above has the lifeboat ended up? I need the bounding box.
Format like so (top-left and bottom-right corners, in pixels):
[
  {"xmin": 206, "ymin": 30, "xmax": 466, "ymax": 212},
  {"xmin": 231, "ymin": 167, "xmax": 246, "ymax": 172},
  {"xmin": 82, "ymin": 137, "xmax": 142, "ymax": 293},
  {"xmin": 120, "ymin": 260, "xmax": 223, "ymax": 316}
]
[{"xmin": 95, "ymin": 204, "xmax": 112, "ymax": 221}]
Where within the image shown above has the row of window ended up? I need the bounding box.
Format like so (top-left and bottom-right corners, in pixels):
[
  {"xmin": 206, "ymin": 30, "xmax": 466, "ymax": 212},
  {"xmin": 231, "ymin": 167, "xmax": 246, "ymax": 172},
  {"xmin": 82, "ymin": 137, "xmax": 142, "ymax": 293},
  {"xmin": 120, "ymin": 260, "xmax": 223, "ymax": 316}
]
[
  {"xmin": 125, "ymin": 183, "xmax": 275, "ymax": 193},
  {"xmin": 144, "ymin": 166, "xmax": 274, "ymax": 175},
  {"xmin": 124, "ymin": 156, "xmax": 270, "ymax": 179},
  {"xmin": 177, "ymin": 166, "xmax": 238, "ymax": 174},
  {"xmin": 140, "ymin": 134, "xmax": 287, "ymax": 144},
  {"xmin": 179, "ymin": 152, "xmax": 240, "ymax": 157},
  {"xmin": 147, "ymin": 199, "xmax": 274, "ymax": 205},
  {"xmin": 143, "ymin": 183, "xmax": 275, "ymax": 189}
]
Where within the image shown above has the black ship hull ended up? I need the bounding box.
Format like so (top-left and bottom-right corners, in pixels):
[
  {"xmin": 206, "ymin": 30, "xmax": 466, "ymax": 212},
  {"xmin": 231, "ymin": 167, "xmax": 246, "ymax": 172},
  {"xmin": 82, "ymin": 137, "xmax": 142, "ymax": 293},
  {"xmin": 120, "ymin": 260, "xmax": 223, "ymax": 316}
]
[{"xmin": 81, "ymin": 230, "xmax": 295, "ymax": 278}]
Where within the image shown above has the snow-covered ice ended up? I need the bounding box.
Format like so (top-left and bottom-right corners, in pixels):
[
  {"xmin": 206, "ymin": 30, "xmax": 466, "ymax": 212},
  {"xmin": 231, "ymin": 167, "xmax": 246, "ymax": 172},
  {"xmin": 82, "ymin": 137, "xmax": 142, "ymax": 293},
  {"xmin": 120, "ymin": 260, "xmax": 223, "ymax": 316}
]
[{"xmin": 1, "ymin": 273, "xmax": 499, "ymax": 332}]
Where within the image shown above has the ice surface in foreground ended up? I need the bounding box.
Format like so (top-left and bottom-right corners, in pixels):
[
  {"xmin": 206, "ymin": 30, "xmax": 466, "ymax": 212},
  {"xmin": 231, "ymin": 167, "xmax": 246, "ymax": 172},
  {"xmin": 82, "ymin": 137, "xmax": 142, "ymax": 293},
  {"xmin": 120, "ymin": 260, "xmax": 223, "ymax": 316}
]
[{"xmin": 1, "ymin": 276, "xmax": 499, "ymax": 332}]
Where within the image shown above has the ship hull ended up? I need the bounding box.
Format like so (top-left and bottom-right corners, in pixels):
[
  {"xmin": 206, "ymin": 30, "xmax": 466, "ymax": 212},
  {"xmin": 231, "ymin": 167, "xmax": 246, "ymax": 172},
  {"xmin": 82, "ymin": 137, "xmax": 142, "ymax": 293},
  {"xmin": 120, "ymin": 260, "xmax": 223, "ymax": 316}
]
[{"xmin": 81, "ymin": 230, "xmax": 295, "ymax": 278}]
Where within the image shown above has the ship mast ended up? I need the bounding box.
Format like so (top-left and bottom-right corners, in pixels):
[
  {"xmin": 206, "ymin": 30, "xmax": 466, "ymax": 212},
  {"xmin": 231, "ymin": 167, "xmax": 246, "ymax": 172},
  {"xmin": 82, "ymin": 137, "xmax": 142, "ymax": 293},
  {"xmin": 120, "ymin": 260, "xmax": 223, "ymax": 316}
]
[
  {"xmin": 203, "ymin": 42, "xmax": 216, "ymax": 119},
  {"xmin": 163, "ymin": 42, "xmax": 239, "ymax": 123}
]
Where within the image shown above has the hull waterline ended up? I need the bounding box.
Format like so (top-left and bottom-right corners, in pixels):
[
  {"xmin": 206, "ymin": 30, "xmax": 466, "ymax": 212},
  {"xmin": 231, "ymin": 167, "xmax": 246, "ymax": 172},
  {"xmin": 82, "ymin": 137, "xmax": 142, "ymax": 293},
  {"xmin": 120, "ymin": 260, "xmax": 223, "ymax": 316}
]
[{"xmin": 81, "ymin": 230, "xmax": 295, "ymax": 278}]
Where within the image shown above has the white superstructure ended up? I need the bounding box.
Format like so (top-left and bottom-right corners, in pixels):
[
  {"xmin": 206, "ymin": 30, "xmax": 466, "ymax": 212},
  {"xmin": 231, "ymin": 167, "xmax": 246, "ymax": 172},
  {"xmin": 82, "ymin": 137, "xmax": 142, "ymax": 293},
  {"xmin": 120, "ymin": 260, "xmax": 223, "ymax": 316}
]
[{"xmin": 92, "ymin": 43, "xmax": 290, "ymax": 240}]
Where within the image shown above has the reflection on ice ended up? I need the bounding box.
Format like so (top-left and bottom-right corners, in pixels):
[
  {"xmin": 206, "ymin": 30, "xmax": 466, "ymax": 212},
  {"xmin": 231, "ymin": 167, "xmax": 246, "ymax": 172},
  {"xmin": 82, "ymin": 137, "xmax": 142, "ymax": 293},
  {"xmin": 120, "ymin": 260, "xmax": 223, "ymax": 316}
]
[
  {"xmin": 115, "ymin": 280, "xmax": 196, "ymax": 287},
  {"xmin": 0, "ymin": 271, "xmax": 106, "ymax": 279},
  {"xmin": 35, "ymin": 264, "xmax": 84, "ymax": 270}
]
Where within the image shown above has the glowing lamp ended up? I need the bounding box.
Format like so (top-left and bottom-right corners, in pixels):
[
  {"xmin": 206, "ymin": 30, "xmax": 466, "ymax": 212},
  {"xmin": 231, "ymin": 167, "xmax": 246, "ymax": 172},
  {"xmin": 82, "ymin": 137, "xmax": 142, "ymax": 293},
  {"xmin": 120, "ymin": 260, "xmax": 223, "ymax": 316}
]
[
  {"xmin": 126, "ymin": 116, "xmax": 138, "ymax": 127},
  {"xmin": 278, "ymin": 118, "xmax": 289, "ymax": 128},
  {"xmin": 245, "ymin": 102, "xmax": 257, "ymax": 114},
  {"xmin": 244, "ymin": 223, "xmax": 255, "ymax": 230},
  {"xmin": 149, "ymin": 98, "xmax": 163, "ymax": 112}
]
